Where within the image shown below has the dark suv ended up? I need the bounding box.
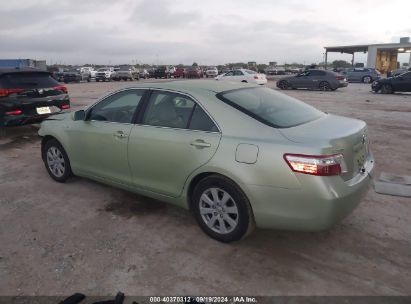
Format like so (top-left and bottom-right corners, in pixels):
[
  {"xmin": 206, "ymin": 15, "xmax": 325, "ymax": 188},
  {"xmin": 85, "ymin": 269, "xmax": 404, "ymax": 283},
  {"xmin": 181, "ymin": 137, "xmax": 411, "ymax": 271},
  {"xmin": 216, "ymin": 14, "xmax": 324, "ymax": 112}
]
[
  {"xmin": 0, "ymin": 68, "xmax": 70, "ymax": 127},
  {"xmin": 153, "ymin": 66, "xmax": 169, "ymax": 79}
]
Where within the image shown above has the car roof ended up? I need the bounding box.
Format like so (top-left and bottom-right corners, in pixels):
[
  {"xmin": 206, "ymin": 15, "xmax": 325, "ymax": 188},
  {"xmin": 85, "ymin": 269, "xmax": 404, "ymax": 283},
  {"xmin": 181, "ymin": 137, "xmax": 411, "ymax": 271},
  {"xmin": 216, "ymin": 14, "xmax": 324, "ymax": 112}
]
[
  {"xmin": 0, "ymin": 67, "xmax": 49, "ymax": 76},
  {"xmin": 125, "ymin": 80, "xmax": 259, "ymax": 94}
]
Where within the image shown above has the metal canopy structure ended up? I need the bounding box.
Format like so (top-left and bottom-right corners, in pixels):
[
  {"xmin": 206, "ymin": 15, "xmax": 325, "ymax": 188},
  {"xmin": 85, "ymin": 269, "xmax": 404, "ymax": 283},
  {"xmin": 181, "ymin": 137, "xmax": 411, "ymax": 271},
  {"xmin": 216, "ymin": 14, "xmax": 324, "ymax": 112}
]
[
  {"xmin": 324, "ymin": 41, "xmax": 411, "ymax": 71},
  {"xmin": 324, "ymin": 45, "xmax": 369, "ymax": 67}
]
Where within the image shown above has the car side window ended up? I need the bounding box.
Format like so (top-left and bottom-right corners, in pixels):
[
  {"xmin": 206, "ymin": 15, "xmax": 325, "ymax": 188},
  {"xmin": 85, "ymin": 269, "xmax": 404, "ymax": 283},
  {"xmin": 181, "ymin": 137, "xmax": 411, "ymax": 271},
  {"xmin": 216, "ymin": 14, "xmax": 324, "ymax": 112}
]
[
  {"xmin": 233, "ymin": 70, "xmax": 244, "ymax": 76},
  {"xmin": 88, "ymin": 89, "xmax": 145, "ymax": 123},
  {"xmin": 142, "ymin": 91, "xmax": 195, "ymax": 129},
  {"xmin": 224, "ymin": 71, "xmax": 234, "ymax": 76},
  {"xmin": 188, "ymin": 105, "xmax": 218, "ymax": 132}
]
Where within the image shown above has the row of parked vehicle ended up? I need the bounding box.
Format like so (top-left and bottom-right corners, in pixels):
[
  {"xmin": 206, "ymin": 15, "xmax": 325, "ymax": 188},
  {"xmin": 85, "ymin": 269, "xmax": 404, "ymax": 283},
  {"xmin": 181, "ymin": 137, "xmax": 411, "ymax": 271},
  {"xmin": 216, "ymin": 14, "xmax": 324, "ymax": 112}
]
[{"xmin": 275, "ymin": 68, "xmax": 411, "ymax": 93}]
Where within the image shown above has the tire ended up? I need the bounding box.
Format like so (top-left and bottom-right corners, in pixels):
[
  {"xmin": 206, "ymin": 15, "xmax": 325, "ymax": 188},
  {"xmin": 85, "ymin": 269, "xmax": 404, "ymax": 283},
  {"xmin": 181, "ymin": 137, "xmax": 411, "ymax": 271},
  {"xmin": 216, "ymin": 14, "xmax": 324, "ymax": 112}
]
[
  {"xmin": 362, "ymin": 76, "xmax": 372, "ymax": 83},
  {"xmin": 319, "ymin": 81, "xmax": 331, "ymax": 91},
  {"xmin": 191, "ymin": 175, "xmax": 254, "ymax": 242},
  {"xmin": 42, "ymin": 139, "xmax": 73, "ymax": 183},
  {"xmin": 278, "ymin": 80, "xmax": 289, "ymax": 90},
  {"xmin": 241, "ymin": 80, "xmax": 248, "ymax": 83},
  {"xmin": 381, "ymin": 84, "xmax": 393, "ymax": 94}
]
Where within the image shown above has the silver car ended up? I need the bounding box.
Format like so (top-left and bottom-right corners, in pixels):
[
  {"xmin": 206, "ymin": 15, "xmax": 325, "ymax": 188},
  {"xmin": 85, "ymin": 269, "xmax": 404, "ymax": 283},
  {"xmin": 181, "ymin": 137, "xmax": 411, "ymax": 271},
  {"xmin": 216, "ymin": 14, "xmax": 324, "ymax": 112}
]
[{"xmin": 343, "ymin": 68, "xmax": 381, "ymax": 83}]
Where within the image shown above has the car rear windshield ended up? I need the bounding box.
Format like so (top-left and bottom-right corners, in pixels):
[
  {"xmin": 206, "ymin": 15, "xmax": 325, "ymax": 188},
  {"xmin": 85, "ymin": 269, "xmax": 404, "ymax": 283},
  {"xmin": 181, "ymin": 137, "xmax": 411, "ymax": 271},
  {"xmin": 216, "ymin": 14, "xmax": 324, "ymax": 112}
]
[
  {"xmin": 217, "ymin": 87, "xmax": 324, "ymax": 128},
  {"xmin": 0, "ymin": 72, "xmax": 58, "ymax": 89}
]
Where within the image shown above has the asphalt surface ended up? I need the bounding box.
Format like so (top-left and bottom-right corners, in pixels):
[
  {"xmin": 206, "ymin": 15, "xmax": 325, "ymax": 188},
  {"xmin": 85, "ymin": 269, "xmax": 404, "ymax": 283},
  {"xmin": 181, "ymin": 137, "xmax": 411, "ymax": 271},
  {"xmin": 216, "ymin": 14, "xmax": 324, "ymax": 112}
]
[{"xmin": 0, "ymin": 78, "xmax": 410, "ymax": 296}]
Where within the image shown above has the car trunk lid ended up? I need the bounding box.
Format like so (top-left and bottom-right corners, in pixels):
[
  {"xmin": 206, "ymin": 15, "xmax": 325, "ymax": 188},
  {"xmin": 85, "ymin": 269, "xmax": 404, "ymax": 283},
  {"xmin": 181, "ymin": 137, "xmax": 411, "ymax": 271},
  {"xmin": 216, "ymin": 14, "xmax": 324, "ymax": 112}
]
[{"xmin": 279, "ymin": 114, "xmax": 369, "ymax": 180}]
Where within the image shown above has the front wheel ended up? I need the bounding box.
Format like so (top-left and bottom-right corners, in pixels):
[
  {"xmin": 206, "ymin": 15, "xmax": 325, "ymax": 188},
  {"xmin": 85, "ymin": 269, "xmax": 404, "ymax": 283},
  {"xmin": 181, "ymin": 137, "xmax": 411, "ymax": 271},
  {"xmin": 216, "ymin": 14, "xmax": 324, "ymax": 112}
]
[
  {"xmin": 192, "ymin": 175, "xmax": 254, "ymax": 242},
  {"xmin": 381, "ymin": 84, "xmax": 393, "ymax": 94},
  {"xmin": 42, "ymin": 139, "xmax": 73, "ymax": 183}
]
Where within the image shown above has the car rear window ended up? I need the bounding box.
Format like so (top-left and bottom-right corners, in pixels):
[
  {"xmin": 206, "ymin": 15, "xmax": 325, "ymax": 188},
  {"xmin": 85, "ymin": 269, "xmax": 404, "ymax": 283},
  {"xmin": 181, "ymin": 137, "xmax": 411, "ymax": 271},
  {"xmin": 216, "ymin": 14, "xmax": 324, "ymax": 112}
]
[
  {"xmin": 217, "ymin": 87, "xmax": 324, "ymax": 128},
  {"xmin": 0, "ymin": 72, "xmax": 58, "ymax": 89}
]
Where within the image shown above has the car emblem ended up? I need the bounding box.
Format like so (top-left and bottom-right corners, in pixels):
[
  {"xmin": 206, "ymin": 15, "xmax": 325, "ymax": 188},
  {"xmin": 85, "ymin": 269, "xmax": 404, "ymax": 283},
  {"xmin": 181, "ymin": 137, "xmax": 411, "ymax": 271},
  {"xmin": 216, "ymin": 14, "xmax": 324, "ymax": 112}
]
[
  {"xmin": 362, "ymin": 134, "xmax": 367, "ymax": 145},
  {"xmin": 38, "ymin": 89, "xmax": 44, "ymax": 94}
]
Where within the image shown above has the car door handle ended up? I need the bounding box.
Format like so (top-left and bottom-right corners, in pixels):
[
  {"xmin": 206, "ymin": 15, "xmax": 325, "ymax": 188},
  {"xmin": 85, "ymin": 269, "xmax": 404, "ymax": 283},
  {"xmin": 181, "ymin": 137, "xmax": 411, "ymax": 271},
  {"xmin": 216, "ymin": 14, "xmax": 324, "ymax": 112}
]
[
  {"xmin": 113, "ymin": 131, "xmax": 128, "ymax": 138},
  {"xmin": 190, "ymin": 139, "xmax": 211, "ymax": 148}
]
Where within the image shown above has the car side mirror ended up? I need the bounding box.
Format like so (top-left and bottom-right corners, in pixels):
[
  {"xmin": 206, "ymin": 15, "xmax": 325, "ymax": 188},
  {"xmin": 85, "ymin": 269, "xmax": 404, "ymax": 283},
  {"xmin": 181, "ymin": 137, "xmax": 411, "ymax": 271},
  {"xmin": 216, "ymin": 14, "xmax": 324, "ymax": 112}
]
[{"xmin": 74, "ymin": 110, "xmax": 86, "ymax": 121}]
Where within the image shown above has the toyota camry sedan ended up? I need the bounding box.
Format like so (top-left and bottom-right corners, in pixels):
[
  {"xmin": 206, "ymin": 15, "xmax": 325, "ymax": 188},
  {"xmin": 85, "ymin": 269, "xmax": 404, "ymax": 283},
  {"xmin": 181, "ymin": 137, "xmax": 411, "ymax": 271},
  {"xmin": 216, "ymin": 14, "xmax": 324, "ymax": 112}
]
[{"xmin": 39, "ymin": 81, "xmax": 374, "ymax": 242}]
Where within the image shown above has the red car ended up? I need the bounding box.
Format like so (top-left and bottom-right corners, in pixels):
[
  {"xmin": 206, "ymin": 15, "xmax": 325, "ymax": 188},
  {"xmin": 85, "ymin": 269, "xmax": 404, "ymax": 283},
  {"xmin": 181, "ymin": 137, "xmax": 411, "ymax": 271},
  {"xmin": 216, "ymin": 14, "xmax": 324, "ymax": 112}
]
[
  {"xmin": 186, "ymin": 67, "xmax": 203, "ymax": 79},
  {"xmin": 174, "ymin": 68, "xmax": 186, "ymax": 78}
]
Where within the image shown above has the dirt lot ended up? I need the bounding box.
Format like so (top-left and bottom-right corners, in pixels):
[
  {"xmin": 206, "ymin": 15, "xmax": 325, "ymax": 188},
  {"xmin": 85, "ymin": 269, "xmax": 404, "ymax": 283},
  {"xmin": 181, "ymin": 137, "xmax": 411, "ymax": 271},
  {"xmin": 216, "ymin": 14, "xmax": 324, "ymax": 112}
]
[{"xmin": 0, "ymin": 79, "xmax": 410, "ymax": 296}]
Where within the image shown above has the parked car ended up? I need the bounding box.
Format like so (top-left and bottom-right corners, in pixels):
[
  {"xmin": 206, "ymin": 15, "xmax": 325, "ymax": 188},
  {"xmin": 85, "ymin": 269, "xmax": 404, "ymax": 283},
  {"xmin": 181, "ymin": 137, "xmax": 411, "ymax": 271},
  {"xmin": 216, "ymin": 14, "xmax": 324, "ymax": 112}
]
[
  {"xmin": 343, "ymin": 68, "xmax": 381, "ymax": 83},
  {"xmin": 174, "ymin": 67, "xmax": 186, "ymax": 78},
  {"xmin": 80, "ymin": 67, "xmax": 96, "ymax": 80},
  {"xmin": 215, "ymin": 69, "xmax": 267, "ymax": 85},
  {"xmin": 153, "ymin": 66, "xmax": 169, "ymax": 79},
  {"xmin": 95, "ymin": 67, "xmax": 115, "ymax": 82},
  {"xmin": 147, "ymin": 68, "xmax": 155, "ymax": 78},
  {"xmin": 265, "ymin": 67, "xmax": 286, "ymax": 75},
  {"xmin": 371, "ymin": 71, "xmax": 411, "ymax": 94},
  {"xmin": 0, "ymin": 68, "xmax": 70, "ymax": 127},
  {"xmin": 277, "ymin": 69, "xmax": 348, "ymax": 91},
  {"xmin": 111, "ymin": 67, "xmax": 139, "ymax": 81},
  {"xmin": 61, "ymin": 69, "xmax": 83, "ymax": 83},
  {"xmin": 166, "ymin": 66, "xmax": 176, "ymax": 77},
  {"xmin": 186, "ymin": 66, "xmax": 203, "ymax": 78},
  {"xmin": 38, "ymin": 81, "xmax": 374, "ymax": 242},
  {"xmin": 47, "ymin": 66, "xmax": 64, "ymax": 81},
  {"xmin": 205, "ymin": 66, "xmax": 218, "ymax": 78},
  {"xmin": 139, "ymin": 69, "xmax": 150, "ymax": 79}
]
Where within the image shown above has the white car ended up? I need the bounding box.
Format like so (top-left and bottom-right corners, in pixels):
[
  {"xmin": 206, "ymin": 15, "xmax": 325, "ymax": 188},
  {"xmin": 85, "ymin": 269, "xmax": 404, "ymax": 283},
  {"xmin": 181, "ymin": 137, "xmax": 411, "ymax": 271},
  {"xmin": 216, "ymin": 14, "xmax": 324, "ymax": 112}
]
[
  {"xmin": 205, "ymin": 66, "xmax": 218, "ymax": 78},
  {"xmin": 215, "ymin": 69, "xmax": 267, "ymax": 85}
]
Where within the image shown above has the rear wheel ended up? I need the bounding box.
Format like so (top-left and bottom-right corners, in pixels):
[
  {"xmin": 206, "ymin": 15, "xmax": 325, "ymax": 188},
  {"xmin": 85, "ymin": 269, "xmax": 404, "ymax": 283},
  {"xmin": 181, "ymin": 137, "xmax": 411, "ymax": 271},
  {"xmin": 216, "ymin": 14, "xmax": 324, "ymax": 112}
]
[
  {"xmin": 362, "ymin": 76, "xmax": 372, "ymax": 83},
  {"xmin": 192, "ymin": 175, "xmax": 254, "ymax": 242},
  {"xmin": 319, "ymin": 81, "xmax": 331, "ymax": 91},
  {"xmin": 42, "ymin": 139, "xmax": 73, "ymax": 183},
  {"xmin": 278, "ymin": 80, "xmax": 289, "ymax": 90},
  {"xmin": 241, "ymin": 80, "xmax": 248, "ymax": 83},
  {"xmin": 381, "ymin": 84, "xmax": 393, "ymax": 94}
]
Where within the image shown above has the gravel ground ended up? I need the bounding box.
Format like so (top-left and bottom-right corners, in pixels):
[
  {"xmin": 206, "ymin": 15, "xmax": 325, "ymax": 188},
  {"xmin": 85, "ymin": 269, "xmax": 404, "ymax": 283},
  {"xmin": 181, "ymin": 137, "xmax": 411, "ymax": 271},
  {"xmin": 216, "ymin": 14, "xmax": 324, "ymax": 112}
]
[{"xmin": 0, "ymin": 78, "xmax": 410, "ymax": 296}]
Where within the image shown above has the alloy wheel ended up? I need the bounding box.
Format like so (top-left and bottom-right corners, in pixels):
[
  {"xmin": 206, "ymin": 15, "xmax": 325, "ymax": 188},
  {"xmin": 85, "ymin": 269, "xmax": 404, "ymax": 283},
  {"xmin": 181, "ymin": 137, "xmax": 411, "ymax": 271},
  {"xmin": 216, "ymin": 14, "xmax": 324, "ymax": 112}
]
[
  {"xmin": 319, "ymin": 82, "xmax": 331, "ymax": 91},
  {"xmin": 363, "ymin": 76, "xmax": 372, "ymax": 83},
  {"xmin": 199, "ymin": 187, "xmax": 239, "ymax": 234},
  {"xmin": 46, "ymin": 146, "xmax": 66, "ymax": 178}
]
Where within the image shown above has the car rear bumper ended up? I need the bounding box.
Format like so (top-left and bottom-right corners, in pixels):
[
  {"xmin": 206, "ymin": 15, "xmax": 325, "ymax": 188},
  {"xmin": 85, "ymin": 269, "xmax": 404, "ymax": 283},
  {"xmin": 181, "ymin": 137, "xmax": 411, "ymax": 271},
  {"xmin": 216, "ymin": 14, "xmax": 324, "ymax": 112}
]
[
  {"xmin": 0, "ymin": 98, "xmax": 70, "ymax": 127},
  {"xmin": 245, "ymin": 154, "xmax": 375, "ymax": 231}
]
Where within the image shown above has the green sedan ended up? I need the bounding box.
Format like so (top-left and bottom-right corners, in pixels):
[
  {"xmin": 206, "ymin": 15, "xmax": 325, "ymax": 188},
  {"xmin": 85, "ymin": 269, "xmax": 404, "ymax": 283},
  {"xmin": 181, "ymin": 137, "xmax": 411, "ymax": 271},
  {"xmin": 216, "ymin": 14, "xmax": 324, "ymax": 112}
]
[{"xmin": 38, "ymin": 81, "xmax": 374, "ymax": 242}]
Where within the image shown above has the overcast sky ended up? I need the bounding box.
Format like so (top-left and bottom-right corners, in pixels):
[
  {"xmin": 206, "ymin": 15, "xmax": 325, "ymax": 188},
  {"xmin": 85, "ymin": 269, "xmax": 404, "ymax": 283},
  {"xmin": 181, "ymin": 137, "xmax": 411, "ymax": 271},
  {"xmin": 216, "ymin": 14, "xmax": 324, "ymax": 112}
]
[{"xmin": 1, "ymin": 0, "xmax": 410, "ymax": 66}]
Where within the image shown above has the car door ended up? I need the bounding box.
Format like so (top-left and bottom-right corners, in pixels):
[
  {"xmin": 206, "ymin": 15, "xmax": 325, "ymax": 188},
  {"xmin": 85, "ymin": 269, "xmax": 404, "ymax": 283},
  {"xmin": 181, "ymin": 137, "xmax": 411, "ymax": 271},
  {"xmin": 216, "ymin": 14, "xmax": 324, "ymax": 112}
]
[
  {"xmin": 66, "ymin": 89, "xmax": 147, "ymax": 184},
  {"xmin": 233, "ymin": 70, "xmax": 245, "ymax": 82},
  {"xmin": 221, "ymin": 71, "xmax": 234, "ymax": 81},
  {"xmin": 292, "ymin": 71, "xmax": 311, "ymax": 88},
  {"xmin": 307, "ymin": 70, "xmax": 326, "ymax": 88},
  {"xmin": 127, "ymin": 90, "xmax": 221, "ymax": 197}
]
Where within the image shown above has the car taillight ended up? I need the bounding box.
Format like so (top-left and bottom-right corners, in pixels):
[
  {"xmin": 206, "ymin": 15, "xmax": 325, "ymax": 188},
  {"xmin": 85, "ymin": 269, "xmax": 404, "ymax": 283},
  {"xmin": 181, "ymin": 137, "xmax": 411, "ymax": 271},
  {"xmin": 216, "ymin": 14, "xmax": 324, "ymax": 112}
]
[
  {"xmin": 53, "ymin": 85, "xmax": 68, "ymax": 93},
  {"xmin": 61, "ymin": 104, "xmax": 70, "ymax": 109},
  {"xmin": 254, "ymin": 76, "xmax": 259, "ymax": 79},
  {"xmin": 0, "ymin": 88, "xmax": 24, "ymax": 97},
  {"xmin": 284, "ymin": 154, "xmax": 348, "ymax": 176},
  {"xmin": 335, "ymin": 76, "xmax": 345, "ymax": 81},
  {"xmin": 5, "ymin": 109, "xmax": 23, "ymax": 115}
]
